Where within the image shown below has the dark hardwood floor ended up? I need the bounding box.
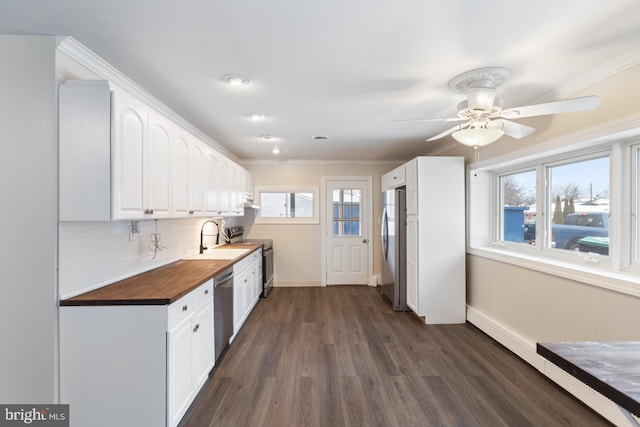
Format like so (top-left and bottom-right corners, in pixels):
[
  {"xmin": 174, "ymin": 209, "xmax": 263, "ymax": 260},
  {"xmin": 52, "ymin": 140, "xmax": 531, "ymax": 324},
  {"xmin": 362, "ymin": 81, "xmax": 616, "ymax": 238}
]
[{"xmin": 180, "ymin": 286, "xmax": 610, "ymax": 427}]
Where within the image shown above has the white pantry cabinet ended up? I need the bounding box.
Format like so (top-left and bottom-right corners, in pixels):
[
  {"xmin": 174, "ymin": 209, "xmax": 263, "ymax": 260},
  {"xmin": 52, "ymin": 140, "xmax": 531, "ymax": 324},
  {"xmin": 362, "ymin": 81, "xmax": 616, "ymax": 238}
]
[
  {"xmin": 404, "ymin": 156, "xmax": 465, "ymax": 324},
  {"xmin": 60, "ymin": 280, "xmax": 214, "ymax": 427}
]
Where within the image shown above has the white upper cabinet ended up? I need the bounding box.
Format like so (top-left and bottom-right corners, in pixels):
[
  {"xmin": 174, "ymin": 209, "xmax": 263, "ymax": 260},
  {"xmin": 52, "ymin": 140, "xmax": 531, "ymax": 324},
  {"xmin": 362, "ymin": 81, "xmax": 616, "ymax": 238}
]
[
  {"xmin": 59, "ymin": 79, "xmax": 251, "ymax": 221},
  {"xmin": 381, "ymin": 164, "xmax": 406, "ymax": 190}
]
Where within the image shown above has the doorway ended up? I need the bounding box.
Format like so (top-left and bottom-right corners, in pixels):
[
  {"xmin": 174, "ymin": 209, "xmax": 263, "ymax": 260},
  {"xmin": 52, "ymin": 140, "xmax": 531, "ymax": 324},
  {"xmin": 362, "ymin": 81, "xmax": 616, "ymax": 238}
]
[{"xmin": 322, "ymin": 177, "xmax": 373, "ymax": 285}]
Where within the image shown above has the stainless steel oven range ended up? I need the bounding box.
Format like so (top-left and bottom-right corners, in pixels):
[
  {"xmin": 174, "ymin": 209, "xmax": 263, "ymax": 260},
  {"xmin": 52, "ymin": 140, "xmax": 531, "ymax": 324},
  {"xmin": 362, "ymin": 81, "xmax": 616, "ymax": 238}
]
[{"xmin": 225, "ymin": 226, "xmax": 274, "ymax": 298}]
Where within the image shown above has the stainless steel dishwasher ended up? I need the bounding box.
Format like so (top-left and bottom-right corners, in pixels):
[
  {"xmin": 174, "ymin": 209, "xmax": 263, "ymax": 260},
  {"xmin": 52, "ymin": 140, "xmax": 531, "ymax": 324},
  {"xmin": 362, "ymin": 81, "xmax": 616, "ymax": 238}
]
[{"xmin": 213, "ymin": 267, "xmax": 234, "ymax": 362}]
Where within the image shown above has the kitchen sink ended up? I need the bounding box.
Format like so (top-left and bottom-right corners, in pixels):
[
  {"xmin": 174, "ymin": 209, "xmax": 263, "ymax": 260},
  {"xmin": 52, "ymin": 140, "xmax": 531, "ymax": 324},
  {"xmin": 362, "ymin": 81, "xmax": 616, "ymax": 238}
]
[{"xmin": 183, "ymin": 248, "xmax": 250, "ymax": 260}]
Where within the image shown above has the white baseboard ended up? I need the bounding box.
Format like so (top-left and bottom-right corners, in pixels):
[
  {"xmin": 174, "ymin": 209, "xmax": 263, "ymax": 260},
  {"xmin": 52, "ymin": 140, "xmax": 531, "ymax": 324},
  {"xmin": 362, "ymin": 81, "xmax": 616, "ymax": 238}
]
[
  {"xmin": 274, "ymin": 281, "xmax": 322, "ymax": 288},
  {"xmin": 467, "ymin": 306, "xmax": 639, "ymax": 427}
]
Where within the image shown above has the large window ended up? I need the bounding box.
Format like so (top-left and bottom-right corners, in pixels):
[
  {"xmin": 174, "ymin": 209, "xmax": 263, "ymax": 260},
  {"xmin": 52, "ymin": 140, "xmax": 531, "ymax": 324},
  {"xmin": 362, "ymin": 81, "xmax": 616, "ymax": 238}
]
[
  {"xmin": 255, "ymin": 186, "xmax": 319, "ymax": 224},
  {"xmin": 545, "ymin": 156, "xmax": 609, "ymax": 253},
  {"xmin": 467, "ymin": 127, "xmax": 640, "ymax": 294},
  {"xmin": 497, "ymin": 153, "xmax": 610, "ymax": 257}
]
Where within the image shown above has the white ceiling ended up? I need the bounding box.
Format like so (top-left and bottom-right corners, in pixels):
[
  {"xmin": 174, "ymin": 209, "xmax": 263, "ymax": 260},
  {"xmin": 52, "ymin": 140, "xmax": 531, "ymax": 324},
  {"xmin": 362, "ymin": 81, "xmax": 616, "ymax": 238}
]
[{"xmin": 2, "ymin": 0, "xmax": 640, "ymax": 161}]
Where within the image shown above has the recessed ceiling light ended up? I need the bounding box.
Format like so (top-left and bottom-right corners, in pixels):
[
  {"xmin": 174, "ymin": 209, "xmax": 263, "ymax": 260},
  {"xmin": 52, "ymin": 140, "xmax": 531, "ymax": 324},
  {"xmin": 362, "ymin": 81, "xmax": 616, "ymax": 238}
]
[
  {"xmin": 250, "ymin": 113, "xmax": 265, "ymax": 120},
  {"xmin": 260, "ymin": 134, "xmax": 273, "ymax": 140},
  {"xmin": 272, "ymin": 148, "xmax": 281, "ymax": 154},
  {"xmin": 312, "ymin": 135, "xmax": 329, "ymax": 141},
  {"xmin": 222, "ymin": 73, "xmax": 249, "ymax": 87}
]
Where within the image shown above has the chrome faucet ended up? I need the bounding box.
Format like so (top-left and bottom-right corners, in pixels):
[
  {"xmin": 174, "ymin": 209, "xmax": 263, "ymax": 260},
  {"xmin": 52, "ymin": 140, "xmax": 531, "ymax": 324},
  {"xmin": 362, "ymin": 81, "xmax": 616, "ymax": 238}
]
[{"xmin": 199, "ymin": 220, "xmax": 220, "ymax": 254}]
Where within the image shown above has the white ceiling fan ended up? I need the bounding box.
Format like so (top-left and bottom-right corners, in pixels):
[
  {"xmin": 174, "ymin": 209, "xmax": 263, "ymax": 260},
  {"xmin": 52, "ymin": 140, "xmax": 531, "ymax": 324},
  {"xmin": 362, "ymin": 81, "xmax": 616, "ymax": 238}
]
[{"xmin": 401, "ymin": 67, "xmax": 600, "ymax": 147}]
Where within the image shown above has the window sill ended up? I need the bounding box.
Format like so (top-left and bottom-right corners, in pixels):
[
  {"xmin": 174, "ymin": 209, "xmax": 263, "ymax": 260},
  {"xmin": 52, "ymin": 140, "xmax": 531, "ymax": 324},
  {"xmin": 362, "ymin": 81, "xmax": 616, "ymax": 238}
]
[{"xmin": 468, "ymin": 246, "xmax": 640, "ymax": 298}]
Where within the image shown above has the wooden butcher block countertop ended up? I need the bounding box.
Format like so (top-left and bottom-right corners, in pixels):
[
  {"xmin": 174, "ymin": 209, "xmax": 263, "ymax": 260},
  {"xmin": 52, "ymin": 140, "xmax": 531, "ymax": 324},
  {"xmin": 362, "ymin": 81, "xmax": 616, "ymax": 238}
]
[{"xmin": 60, "ymin": 243, "xmax": 261, "ymax": 306}]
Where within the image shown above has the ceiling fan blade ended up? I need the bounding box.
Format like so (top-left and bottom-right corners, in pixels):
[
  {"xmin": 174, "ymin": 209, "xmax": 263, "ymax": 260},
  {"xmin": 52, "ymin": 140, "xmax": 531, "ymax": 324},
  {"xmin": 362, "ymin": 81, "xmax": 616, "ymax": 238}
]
[
  {"xmin": 426, "ymin": 123, "xmax": 465, "ymax": 141},
  {"xmin": 394, "ymin": 116, "xmax": 463, "ymax": 123},
  {"xmin": 491, "ymin": 119, "xmax": 536, "ymax": 139},
  {"xmin": 501, "ymin": 95, "xmax": 600, "ymax": 120}
]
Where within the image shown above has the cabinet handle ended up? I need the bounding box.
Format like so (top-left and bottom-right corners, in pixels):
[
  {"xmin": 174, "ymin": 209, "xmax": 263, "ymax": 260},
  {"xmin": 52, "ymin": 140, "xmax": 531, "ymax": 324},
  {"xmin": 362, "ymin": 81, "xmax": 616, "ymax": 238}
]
[
  {"xmin": 144, "ymin": 208, "xmax": 154, "ymax": 215},
  {"xmin": 205, "ymin": 289, "xmax": 209, "ymax": 295},
  {"xmin": 244, "ymin": 278, "xmax": 248, "ymax": 283},
  {"xmin": 188, "ymin": 210, "xmax": 194, "ymax": 215},
  {"xmin": 182, "ymin": 305, "xmax": 188, "ymax": 312},
  {"xmin": 193, "ymin": 323, "xmax": 200, "ymax": 333}
]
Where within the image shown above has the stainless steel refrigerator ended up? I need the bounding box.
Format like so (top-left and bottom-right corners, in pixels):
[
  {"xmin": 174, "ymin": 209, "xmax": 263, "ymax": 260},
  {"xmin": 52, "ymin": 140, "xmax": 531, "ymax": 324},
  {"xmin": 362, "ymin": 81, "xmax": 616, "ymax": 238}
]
[{"xmin": 381, "ymin": 187, "xmax": 408, "ymax": 311}]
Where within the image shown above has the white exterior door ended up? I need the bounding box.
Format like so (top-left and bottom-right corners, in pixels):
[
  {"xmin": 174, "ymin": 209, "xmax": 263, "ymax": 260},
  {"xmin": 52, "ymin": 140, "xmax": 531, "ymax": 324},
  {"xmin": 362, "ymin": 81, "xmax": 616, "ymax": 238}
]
[{"xmin": 325, "ymin": 179, "xmax": 370, "ymax": 285}]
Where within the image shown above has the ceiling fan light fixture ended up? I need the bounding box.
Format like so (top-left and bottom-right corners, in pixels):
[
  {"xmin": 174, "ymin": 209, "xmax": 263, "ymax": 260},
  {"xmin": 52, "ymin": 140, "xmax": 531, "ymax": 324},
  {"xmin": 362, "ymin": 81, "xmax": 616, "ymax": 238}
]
[{"xmin": 452, "ymin": 127, "xmax": 504, "ymax": 147}]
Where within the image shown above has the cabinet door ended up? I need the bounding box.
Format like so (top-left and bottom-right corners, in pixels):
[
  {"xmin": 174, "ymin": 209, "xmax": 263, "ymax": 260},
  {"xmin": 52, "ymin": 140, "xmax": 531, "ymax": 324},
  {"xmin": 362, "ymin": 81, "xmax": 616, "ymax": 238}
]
[
  {"xmin": 218, "ymin": 157, "xmax": 231, "ymax": 214},
  {"xmin": 59, "ymin": 80, "xmax": 112, "ymax": 221},
  {"xmin": 189, "ymin": 142, "xmax": 206, "ymax": 215},
  {"xmin": 172, "ymin": 135, "xmax": 190, "ymax": 216},
  {"xmin": 252, "ymin": 258, "xmax": 262, "ymax": 305},
  {"xmin": 205, "ymin": 150, "xmax": 221, "ymax": 214},
  {"xmin": 405, "ymin": 158, "xmax": 418, "ymax": 215},
  {"xmin": 406, "ymin": 215, "xmax": 419, "ymax": 314},
  {"xmin": 192, "ymin": 299, "xmax": 214, "ymax": 389},
  {"xmin": 233, "ymin": 270, "xmax": 248, "ymax": 333},
  {"xmin": 112, "ymin": 92, "xmax": 146, "ymax": 219},
  {"xmin": 147, "ymin": 114, "xmax": 171, "ymax": 217},
  {"xmin": 168, "ymin": 317, "xmax": 194, "ymax": 427}
]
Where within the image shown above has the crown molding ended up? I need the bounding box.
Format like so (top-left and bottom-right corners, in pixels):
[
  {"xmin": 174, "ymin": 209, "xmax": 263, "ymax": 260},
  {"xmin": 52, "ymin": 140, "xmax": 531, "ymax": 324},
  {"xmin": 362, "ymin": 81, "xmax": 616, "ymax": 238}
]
[
  {"xmin": 239, "ymin": 158, "xmax": 404, "ymax": 166},
  {"xmin": 56, "ymin": 36, "xmax": 238, "ymax": 162},
  {"xmin": 539, "ymin": 44, "xmax": 640, "ymax": 102}
]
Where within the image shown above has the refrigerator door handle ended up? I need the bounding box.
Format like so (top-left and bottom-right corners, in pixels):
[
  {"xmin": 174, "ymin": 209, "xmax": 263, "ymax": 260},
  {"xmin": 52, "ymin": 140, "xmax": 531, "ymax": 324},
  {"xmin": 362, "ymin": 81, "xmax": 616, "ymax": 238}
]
[{"xmin": 381, "ymin": 206, "xmax": 388, "ymax": 261}]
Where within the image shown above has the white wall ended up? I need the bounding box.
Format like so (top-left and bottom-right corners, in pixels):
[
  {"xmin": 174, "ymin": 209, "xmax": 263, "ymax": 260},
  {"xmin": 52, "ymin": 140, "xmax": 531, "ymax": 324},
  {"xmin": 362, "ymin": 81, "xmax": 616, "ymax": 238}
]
[
  {"xmin": 242, "ymin": 161, "xmax": 400, "ymax": 286},
  {"xmin": 0, "ymin": 36, "xmax": 58, "ymax": 403}
]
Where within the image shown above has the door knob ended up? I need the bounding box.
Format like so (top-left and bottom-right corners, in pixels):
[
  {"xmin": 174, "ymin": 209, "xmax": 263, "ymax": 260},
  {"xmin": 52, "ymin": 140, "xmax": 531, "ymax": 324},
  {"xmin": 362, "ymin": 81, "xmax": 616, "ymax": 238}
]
[{"xmin": 362, "ymin": 238, "xmax": 369, "ymax": 243}]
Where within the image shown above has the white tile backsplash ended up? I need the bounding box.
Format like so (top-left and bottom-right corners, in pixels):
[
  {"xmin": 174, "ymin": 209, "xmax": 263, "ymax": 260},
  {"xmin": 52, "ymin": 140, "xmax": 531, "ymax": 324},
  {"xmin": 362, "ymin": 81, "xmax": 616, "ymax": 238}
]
[{"xmin": 58, "ymin": 217, "xmax": 232, "ymax": 298}]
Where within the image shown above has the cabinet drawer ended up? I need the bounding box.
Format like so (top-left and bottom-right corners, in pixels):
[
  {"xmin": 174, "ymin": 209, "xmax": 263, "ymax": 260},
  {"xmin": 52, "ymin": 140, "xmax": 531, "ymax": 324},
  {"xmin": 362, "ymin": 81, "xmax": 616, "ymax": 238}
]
[
  {"xmin": 192, "ymin": 279, "xmax": 213, "ymax": 307},
  {"xmin": 169, "ymin": 280, "xmax": 213, "ymax": 329},
  {"xmin": 168, "ymin": 292, "xmax": 195, "ymax": 330},
  {"xmin": 233, "ymin": 249, "xmax": 261, "ymax": 273}
]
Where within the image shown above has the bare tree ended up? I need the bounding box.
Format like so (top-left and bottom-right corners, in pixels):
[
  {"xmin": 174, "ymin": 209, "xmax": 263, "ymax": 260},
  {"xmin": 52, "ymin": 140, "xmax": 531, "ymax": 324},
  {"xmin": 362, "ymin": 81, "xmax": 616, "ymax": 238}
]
[
  {"xmin": 503, "ymin": 176, "xmax": 535, "ymax": 206},
  {"xmin": 554, "ymin": 182, "xmax": 581, "ymax": 201}
]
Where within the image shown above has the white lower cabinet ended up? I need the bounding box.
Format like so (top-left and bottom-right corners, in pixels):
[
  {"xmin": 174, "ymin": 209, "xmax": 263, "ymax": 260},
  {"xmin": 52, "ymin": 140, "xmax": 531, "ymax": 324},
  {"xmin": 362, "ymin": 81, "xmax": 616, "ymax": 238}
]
[
  {"xmin": 232, "ymin": 248, "xmax": 262, "ymax": 335},
  {"xmin": 60, "ymin": 280, "xmax": 214, "ymax": 427}
]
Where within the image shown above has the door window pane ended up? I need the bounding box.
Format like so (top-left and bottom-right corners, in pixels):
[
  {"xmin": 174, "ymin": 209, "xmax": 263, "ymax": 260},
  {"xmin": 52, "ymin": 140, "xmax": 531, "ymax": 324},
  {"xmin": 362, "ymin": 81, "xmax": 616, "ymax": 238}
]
[
  {"xmin": 332, "ymin": 188, "xmax": 362, "ymax": 236},
  {"xmin": 499, "ymin": 170, "xmax": 536, "ymax": 243},
  {"xmin": 546, "ymin": 156, "xmax": 609, "ymax": 253}
]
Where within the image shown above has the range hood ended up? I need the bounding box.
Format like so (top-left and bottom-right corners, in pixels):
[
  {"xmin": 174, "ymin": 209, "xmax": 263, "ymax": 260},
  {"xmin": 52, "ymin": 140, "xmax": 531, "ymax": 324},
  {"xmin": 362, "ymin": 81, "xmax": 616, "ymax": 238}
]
[{"xmin": 243, "ymin": 194, "xmax": 260, "ymax": 209}]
